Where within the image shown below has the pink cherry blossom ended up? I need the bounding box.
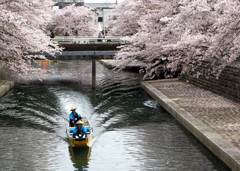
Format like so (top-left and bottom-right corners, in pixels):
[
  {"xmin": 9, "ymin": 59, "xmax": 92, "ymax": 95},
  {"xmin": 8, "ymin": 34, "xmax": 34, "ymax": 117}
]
[
  {"xmin": 109, "ymin": 0, "xmax": 240, "ymax": 79},
  {"xmin": 0, "ymin": 0, "xmax": 59, "ymax": 78},
  {"xmin": 53, "ymin": 4, "xmax": 97, "ymax": 36}
]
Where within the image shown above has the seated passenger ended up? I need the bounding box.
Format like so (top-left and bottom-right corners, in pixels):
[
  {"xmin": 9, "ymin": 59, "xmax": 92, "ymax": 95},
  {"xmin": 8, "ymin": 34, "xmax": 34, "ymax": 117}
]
[
  {"xmin": 69, "ymin": 107, "xmax": 82, "ymax": 127},
  {"xmin": 73, "ymin": 120, "xmax": 88, "ymax": 138}
]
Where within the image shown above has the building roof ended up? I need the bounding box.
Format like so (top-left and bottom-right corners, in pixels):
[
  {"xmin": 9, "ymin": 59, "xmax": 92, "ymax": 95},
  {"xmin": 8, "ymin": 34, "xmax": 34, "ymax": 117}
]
[
  {"xmin": 54, "ymin": 2, "xmax": 84, "ymax": 8},
  {"xmin": 85, "ymin": 3, "xmax": 115, "ymax": 9}
]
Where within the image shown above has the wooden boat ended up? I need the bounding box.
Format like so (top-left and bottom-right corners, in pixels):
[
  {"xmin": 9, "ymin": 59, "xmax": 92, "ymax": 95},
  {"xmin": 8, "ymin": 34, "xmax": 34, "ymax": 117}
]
[{"xmin": 66, "ymin": 117, "xmax": 93, "ymax": 147}]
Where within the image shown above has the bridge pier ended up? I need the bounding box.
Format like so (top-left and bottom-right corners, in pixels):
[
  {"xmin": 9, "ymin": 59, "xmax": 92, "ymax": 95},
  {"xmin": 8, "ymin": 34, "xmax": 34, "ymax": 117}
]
[
  {"xmin": 92, "ymin": 55, "xmax": 96, "ymax": 89},
  {"xmin": 49, "ymin": 51, "xmax": 118, "ymax": 89}
]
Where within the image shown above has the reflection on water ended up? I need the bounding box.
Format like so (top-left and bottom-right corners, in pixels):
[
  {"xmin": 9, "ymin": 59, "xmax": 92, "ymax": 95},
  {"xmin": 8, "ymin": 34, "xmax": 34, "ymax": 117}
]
[
  {"xmin": 0, "ymin": 60, "xmax": 229, "ymax": 171},
  {"xmin": 69, "ymin": 146, "xmax": 91, "ymax": 169},
  {"xmin": 32, "ymin": 60, "xmax": 57, "ymax": 70}
]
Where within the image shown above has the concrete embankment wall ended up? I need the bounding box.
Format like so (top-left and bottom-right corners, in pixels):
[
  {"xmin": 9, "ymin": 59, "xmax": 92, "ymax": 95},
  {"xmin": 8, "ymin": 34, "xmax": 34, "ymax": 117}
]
[
  {"xmin": 0, "ymin": 63, "xmax": 14, "ymax": 97},
  {"xmin": 0, "ymin": 80, "xmax": 14, "ymax": 97},
  {"xmin": 182, "ymin": 62, "xmax": 240, "ymax": 103}
]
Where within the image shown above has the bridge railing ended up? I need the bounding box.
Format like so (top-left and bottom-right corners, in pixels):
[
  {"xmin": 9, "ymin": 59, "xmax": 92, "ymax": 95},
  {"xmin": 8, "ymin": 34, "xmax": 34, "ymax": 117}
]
[{"xmin": 51, "ymin": 36, "xmax": 125, "ymax": 45}]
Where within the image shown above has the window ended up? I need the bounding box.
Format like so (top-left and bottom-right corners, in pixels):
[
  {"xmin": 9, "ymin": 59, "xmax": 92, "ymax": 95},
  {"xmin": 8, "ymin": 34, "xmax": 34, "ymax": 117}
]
[{"xmin": 98, "ymin": 17, "xmax": 103, "ymax": 22}]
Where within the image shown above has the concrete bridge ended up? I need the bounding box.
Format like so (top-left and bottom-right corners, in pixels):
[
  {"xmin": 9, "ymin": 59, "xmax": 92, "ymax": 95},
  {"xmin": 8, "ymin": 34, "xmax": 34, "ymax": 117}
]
[
  {"xmin": 47, "ymin": 36, "xmax": 122, "ymax": 88},
  {"xmin": 52, "ymin": 51, "xmax": 117, "ymax": 60}
]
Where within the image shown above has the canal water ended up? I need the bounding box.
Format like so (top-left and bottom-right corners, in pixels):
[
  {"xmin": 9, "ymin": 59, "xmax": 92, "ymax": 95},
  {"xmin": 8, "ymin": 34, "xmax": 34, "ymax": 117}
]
[{"xmin": 0, "ymin": 60, "xmax": 228, "ymax": 171}]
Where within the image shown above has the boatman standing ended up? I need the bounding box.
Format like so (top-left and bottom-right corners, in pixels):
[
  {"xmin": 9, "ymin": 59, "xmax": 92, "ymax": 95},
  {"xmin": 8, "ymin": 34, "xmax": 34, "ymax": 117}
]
[
  {"xmin": 69, "ymin": 107, "xmax": 82, "ymax": 127},
  {"xmin": 73, "ymin": 120, "xmax": 88, "ymax": 138}
]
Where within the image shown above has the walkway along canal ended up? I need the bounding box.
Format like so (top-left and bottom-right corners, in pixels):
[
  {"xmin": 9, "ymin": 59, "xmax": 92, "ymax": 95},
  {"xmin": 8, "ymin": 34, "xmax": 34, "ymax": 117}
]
[{"xmin": 0, "ymin": 60, "xmax": 230, "ymax": 170}]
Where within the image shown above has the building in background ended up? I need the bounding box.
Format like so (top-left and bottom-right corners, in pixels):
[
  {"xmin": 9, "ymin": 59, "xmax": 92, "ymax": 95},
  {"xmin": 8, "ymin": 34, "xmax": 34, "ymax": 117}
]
[
  {"xmin": 85, "ymin": 3, "xmax": 115, "ymax": 36},
  {"xmin": 52, "ymin": 0, "xmax": 84, "ymax": 9}
]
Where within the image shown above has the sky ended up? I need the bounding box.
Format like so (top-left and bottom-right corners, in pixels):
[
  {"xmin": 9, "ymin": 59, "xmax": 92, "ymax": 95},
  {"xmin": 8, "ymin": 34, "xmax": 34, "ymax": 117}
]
[{"xmin": 85, "ymin": 0, "xmax": 123, "ymax": 3}]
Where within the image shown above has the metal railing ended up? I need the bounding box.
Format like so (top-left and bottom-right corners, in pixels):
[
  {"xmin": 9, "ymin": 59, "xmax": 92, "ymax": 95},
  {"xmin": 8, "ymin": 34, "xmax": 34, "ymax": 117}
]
[
  {"xmin": 52, "ymin": 0, "xmax": 84, "ymax": 2},
  {"xmin": 51, "ymin": 36, "xmax": 124, "ymax": 45}
]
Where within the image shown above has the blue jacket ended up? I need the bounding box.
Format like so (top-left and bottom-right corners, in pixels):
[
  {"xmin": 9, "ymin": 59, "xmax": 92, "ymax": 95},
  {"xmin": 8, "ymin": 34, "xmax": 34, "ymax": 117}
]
[
  {"xmin": 69, "ymin": 112, "xmax": 81, "ymax": 122},
  {"xmin": 73, "ymin": 125, "xmax": 87, "ymax": 135}
]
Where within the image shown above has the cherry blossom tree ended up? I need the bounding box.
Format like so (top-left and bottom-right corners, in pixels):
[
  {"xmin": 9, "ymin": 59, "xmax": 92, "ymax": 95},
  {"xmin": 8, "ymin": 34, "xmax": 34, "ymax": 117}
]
[
  {"xmin": 0, "ymin": 0, "xmax": 59, "ymax": 78},
  {"xmin": 139, "ymin": 0, "xmax": 216, "ymax": 79},
  {"xmin": 206, "ymin": 0, "xmax": 240, "ymax": 77},
  {"xmin": 52, "ymin": 4, "xmax": 98, "ymax": 36},
  {"xmin": 111, "ymin": 0, "xmax": 182, "ymax": 78},
  {"xmin": 108, "ymin": 0, "xmax": 147, "ymax": 36},
  {"xmin": 110, "ymin": 0, "xmax": 240, "ymax": 79}
]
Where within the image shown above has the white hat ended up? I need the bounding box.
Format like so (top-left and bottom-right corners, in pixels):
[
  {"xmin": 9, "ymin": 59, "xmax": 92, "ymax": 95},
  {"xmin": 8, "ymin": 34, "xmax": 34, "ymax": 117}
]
[
  {"xmin": 70, "ymin": 107, "xmax": 77, "ymax": 111},
  {"xmin": 76, "ymin": 120, "xmax": 84, "ymax": 125}
]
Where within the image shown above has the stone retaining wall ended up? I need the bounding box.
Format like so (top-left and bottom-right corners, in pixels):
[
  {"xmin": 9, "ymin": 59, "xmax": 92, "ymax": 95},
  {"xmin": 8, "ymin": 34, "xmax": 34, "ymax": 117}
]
[{"xmin": 182, "ymin": 62, "xmax": 240, "ymax": 103}]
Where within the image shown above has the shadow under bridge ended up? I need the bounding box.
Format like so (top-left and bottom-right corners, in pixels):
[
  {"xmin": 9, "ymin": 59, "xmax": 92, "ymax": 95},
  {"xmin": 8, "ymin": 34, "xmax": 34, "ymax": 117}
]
[{"xmin": 50, "ymin": 51, "xmax": 118, "ymax": 89}]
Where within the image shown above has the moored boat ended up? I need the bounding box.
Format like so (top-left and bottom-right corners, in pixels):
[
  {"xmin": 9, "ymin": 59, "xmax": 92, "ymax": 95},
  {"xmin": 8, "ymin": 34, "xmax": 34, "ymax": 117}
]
[{"xmin": 66, "ymin": 117, "xmax": 93, "ymax": 147}]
